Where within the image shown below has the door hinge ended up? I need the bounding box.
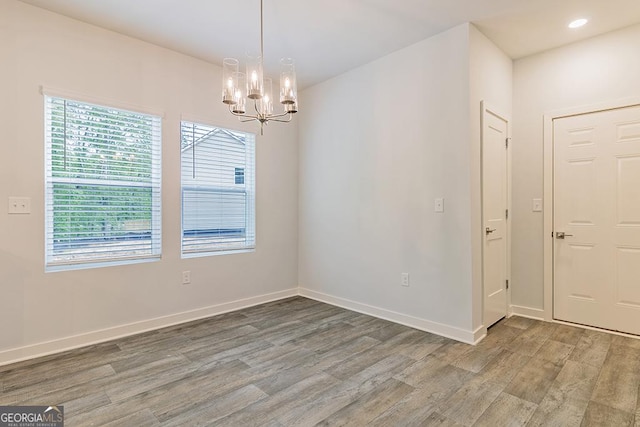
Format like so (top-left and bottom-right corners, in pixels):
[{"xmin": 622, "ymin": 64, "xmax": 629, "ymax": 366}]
[
  {"xmin": 506, "ymin": 279, "xmax": 509, "ymax": 290},
  {"xmin": 505, "ymin": 209, "xmax": 509, "ymax": 219},
  {"xmin": 506, "ymin": 137, "xmax": 511, "ymax": 148}
]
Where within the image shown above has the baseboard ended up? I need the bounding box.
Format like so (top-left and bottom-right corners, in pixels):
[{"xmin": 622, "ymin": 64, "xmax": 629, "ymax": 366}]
[
  {"xmin": 509, "ymin": 304, "xmax": 545, "ymax": 321},
  {"xmin": 0, "ymin": 288, "xmax": 298, "ymax": 367},
  {"xmin": 299, "ymin": 288, "xmax": 480, "ymax": 344},
  {"xmin": 1, "ymin": 285, "xmax": 489, "ymax": 366},
  {"xmin": 472, "ymin": 326, "xmax": 488, "ymax": 345}
]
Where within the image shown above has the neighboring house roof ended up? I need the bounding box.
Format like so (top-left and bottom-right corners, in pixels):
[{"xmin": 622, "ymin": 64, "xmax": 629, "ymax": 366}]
[{"xmin": 181, "ymin": 126, "xmax": 246, "ymax": 153}]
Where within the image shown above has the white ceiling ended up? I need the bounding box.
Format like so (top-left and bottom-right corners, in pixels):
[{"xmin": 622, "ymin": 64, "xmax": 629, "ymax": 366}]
[{"xmin": 17, "ymin": 0, "xmax": 640, "ymax": 89}]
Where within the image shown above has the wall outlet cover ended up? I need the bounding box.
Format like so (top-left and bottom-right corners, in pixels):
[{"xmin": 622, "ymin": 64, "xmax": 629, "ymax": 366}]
[
  {"xmin": 8, "ymin": 197, "xmax": 31, "ymax": 214},
  {"xmin": 182, "ymin": 271, "xmax": 191, "ymax": 285},
  {"xmin": 401, "ymin": 272, "xmax": 410, "ymax": 287}
]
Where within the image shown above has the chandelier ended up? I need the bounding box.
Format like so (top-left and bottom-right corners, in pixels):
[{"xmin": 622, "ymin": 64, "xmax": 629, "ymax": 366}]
[{"xmin": 222, "ymin": 0, "xmax": 298, "ymax": 135}]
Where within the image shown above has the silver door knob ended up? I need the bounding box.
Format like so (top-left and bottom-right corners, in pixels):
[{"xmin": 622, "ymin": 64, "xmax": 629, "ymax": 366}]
[
  {"xmin": 556, "ymin": 232, "xmax": 574, "ymax": 239},
  {"xmin": 485, "ymin": 227, "xmax": 496, "ymax": 235}
]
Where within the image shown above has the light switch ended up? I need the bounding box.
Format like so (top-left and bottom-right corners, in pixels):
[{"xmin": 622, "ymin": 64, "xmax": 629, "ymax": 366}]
[
  {"xmin": 532, "ymin": 198, "xmax": 542, "ymax": 212},
  {"xmin": 8, "ymin": 197, "xmax": 31, "ymax": 214},
  {"xmin": 434, "ymin": 198, "xmax": 444, "ymax": 213}
]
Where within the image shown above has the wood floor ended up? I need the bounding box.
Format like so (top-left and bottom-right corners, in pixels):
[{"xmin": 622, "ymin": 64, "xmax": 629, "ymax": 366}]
[{"xmin": 1, "ymin": 297, "xmax": 639, "ymax": 426}]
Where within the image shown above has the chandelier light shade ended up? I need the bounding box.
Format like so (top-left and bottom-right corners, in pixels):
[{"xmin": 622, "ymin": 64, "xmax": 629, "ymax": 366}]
[
  {"xmin": 232, "ymin": 72, "xmax": 246, "ymax": 114},
  {"xmin": 279, "ymin": 58, "xmax": 297, "ymax": 104},
  {"xmin": 222, "ymin": 0, "xmax": 298, "ymax": 135},
  {"xmin": 222, "ymin": 58, "xmax": 238, "ymax": 104},
  {"xmin": 246, "ymin": 54, "xmax": 264, "ymax": 100}
]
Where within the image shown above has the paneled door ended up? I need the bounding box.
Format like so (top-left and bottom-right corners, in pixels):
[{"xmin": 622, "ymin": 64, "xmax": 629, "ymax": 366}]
[
  {"xmin": 554, "ymin": 104, "xmax": 640, "ymax": 335},
  {"xmin": 482, "ymin": 104, "xmax": 509, "ymax": 328}
]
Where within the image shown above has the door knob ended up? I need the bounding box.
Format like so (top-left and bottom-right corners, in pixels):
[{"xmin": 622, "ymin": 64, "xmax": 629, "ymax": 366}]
[
  {"xmin": 485, "ymin": 227, "xmax": 496, "ymax": 235},
  {"xmin": 556, "ymin": 232, "xmax": 574, "ymax": 239}
]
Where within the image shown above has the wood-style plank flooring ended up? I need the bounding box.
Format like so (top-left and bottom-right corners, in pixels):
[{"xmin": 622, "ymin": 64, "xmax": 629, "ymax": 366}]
[{"xmin": 1, "ymin": 296, "xmax": 639, "ymax": 426}]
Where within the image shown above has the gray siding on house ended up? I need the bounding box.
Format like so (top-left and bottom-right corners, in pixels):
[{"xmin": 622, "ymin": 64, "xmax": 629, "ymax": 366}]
[{"xmin": 181, "ymin": 131, "xmax": 248, "ymax": 234}]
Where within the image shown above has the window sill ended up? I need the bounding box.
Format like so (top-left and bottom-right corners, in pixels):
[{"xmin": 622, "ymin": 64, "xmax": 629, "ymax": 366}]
[
  {"xmin": 181, "ymin": 247, "xmax": 255, "ymax": 259},
  {"xmin": 45, "ymin": 256, "xmax": 161, "ymax": 273}
]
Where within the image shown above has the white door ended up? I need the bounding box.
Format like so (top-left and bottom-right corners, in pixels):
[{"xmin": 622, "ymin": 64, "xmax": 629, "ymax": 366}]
[
  {"xmin": 482, "ymin": 105, "xmax": 509, "ymax": 327},
  {"xmin": 554, "ymin": 104, "xmax": 640, "ymax": 335}
]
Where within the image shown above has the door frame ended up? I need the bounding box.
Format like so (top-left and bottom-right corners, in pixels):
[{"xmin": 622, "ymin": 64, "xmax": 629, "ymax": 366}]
[
  {"xmin": 481, "ymin": 101, "xmax": 511, "ymax": 327},
  {"xmin": 542, "ymin": 97, "xmax": 640, "ymax": 322}
]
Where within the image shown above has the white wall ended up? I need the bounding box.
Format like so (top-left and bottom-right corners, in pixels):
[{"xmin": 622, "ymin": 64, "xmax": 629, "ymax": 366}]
[
  {"xmin": 298, "ymin": 24, "xmax": 510, "ymax": 342},
  {"xmin": 469, "ymin": 26, "xmax": 513, "ymax": 328},
  {"xmin": 0, "ymin": 0, "xmax": 298, "ymax": 363},
  {"xmin": 0, "ymin": 2, "xmax": 513, "ymax": 363},
  {"xmin": 512, "ymin": 24, "xmax": 640, "ymax": 313}
]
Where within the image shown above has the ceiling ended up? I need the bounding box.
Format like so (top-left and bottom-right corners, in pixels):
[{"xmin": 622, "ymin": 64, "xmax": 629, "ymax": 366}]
[{"xmin": 17, "ymin": 0, "xmax": 640, "ymax": 89}]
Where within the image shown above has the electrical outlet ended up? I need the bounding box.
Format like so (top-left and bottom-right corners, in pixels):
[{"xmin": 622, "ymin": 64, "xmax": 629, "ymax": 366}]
[
  {"xmin": 182, "ymin": 271, "xmax": 191, "ymax": 285},
  {"xmin": 401, "ymin": 273, "xmax": 410, "ymax": 287},
  {"xmin": 8, "ymin": 197, "xmax": 31, "ymax": 214}
]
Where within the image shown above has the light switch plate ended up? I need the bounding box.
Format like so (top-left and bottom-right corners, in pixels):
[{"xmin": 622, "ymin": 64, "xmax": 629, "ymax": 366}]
[
  {"xmin": 8, "ymin": 197, "xmax": 31, "ymax": 214},
  {"xmin": 532, "ymin": 198, "xmax": 542, "ymax": 212},
  {"xmin": 434, "ymin": 198, "xmax": 444, "ymax": 213}
]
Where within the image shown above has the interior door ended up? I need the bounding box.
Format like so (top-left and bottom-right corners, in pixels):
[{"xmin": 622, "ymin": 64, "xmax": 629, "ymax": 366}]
[
  {"xmin": 482, "ymin": 105, "xmax": 509, "ymax": 328},
  {"xmin": 554, "ymin": 104, "xmax": 640, "ymax": 335}
]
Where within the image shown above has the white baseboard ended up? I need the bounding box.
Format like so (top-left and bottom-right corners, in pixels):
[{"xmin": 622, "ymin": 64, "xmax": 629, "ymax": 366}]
[
  {"xmin": 299, "ymin": 288, "xmax": 481, "ymax": 344},
  {"xmin": 0, "ymin": 288, "xmax": 298, "ymax": 367},
  {"xmin": 1, "ymin": 286, "xmax": 490, "ymax": 366},
  {"xmin": 509, "ymin": 304, "xmax": 545, "ymax": 321}
]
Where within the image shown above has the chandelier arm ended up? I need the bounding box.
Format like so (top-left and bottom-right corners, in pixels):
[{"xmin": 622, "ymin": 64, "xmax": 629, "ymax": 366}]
[
  {"xmin": 269, "ymin": 115, "xmax": 293, "ymax": 123},
  {"xmin": 227, "ymin": 105, "xmax": 259, "ymax": 121},
  {"xmin": 228, "ymin": 110, "xmax": 257, "ymax": 120},
  {"xmin": 264, "ymin": 111, "xmax": 292, "ymax": 119},
  {"xmin": 228, "ymin": 104, "xmax": 292, "ymax": 122},
  {"xmin": 230, "ymin": 113, "xmax": 261, "ymax": 122}
]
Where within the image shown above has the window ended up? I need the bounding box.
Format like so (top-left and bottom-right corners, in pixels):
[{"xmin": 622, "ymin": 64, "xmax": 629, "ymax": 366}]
[
  {"xmin": 44, "ymin": 96, "xmax": 161, "ymax": 269},
  {"xmin": 234, "ymin": 167, "xmax": 245, "ymax": 185},
  {"xmin": 181, "ymin": 122, "xmax": 255, "ymax": 255}
]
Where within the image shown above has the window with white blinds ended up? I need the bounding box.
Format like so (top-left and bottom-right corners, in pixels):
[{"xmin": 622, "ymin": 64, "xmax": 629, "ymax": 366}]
[
  {"xmin": 181, "ymin": 121, "xmax": 255, "ymax": 255},
  {"xmin": 44, "ymin": 96, "xmax": 162, "ymax": 269}
]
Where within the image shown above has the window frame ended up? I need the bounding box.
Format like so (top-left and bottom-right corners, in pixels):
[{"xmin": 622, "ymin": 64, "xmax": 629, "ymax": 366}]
[
  {"xmin": 180, "ymin": 121, "xmax": 256, "ymax": 257},
  {"xmin": 44, "ymin": 93, "xmax": 162, "ymax": 271}
]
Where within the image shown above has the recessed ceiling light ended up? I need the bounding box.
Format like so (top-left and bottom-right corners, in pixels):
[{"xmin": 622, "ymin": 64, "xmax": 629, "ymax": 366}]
[{"xmin": 568, "ymin": 18, "xmax": 589, "ymax": 29}]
